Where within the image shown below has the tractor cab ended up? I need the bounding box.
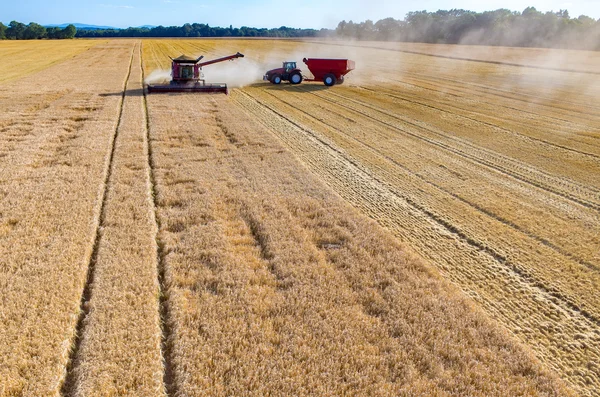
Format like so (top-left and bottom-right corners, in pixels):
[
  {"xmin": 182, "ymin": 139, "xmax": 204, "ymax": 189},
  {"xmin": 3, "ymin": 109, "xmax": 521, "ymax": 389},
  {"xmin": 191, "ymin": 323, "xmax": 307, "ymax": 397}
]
[
  {"xmin": 263, "ymin": 61, "xmax": 303, "ymax": 85},
  {"xmin": 283, "ymin": 61, "xmax": 297, "ymax": 73}
]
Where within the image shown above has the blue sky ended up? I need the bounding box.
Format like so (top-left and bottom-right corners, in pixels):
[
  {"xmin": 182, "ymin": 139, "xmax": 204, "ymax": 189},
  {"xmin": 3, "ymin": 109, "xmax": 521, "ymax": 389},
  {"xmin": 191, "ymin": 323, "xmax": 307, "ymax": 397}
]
[{"xmin": 2, "ymin": 0, "xmax": 599, "ymax": 29}]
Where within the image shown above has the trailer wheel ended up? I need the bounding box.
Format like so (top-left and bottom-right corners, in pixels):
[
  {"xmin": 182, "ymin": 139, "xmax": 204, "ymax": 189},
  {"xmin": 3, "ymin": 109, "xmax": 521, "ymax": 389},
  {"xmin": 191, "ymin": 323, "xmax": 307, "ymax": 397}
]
[
  {"xmin": 323, "ymin": 74, "xmax": 337, "ymax": 86},
  {"xmin": 337, "ymin": 75, "xmax": 345, "ymax": 85},
  {"xmin": 271, "ymin": 75, "xmax": 282, "ymax": 85},
  {"xmin": 290, "ymin": 72, "xmax": 303, "ymax": 85}
]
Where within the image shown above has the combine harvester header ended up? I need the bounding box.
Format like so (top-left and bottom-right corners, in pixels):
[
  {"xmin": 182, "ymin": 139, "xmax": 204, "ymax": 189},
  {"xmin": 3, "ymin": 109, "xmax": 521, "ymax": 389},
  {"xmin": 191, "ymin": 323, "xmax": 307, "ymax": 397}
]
[{"xmin": 147, "ymin": 52, "xmax": 244, "ymax": 94}]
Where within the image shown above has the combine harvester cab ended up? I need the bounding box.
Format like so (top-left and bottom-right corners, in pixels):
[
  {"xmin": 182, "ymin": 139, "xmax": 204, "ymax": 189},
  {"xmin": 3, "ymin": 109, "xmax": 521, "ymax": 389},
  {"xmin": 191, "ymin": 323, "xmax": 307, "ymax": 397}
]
[
  {"xmin": 147, "ymin": 52, "xmax": 244, "ymax": 94},
  {"xmin": 263, "ymin": 58, "xmax": 355, "ymax": 86}
]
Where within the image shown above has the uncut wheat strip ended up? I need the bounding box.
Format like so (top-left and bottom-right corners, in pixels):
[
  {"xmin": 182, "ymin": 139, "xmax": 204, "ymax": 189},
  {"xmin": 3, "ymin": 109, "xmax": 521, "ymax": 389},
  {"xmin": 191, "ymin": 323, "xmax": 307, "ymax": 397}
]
[
  {"xmin": 233, "ymin": 90, "xmax": 598, "ymax": 397},
  {"xmin": 64, "ymin": 42, "xmax": 165, "ymax": 397},
  {"xmin": 0, "ymin": 41, "xmax": 136, "ymax": 179},
  {"xmin": 0, "ymin": 40, "xmax": 102, "ymax": 84},
  {"xmin": 0, "ymin": 41, "xmax": 135, "ymax": 397},
  {"xmin": 146, "ymin": 92, "xmax": 571, "ymax": 396}
]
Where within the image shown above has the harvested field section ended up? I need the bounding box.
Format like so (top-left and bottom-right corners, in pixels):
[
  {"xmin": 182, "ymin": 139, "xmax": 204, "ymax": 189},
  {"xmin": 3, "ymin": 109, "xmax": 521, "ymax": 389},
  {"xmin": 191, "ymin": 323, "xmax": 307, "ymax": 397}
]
[
  {"xmin": 217, "ymin": 39, "xmax": 600, "ymax": 396},
  {"xmin": 144, "ymin": 90, "xmax": 571, "ymax": 396},
  {"xmin": 62, "ymin": 43, "xmax": 164, "ymax": 397},
  {"xmin": 256, "ymin": 84, "xmax": 600, "ymax": 262},
  {"xmin": 0, "ymin": 40, "xmax": 102, "ymax": 83},
  {"xmin": 234, "ymin": 89, "xmax": 600, "ymax": 395},
  {"xmin": 240, "ymin": 85, "xmax": 600, "ymax": 313},
  {"xmin": 0, "ymin": 41, "xmax": 135, "ymax": 396}
]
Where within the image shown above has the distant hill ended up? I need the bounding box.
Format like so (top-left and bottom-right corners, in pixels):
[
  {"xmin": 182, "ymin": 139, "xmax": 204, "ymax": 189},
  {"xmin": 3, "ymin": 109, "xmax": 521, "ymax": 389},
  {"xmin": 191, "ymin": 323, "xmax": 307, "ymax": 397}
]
[{"xmin": 44, "ymin": 23, "xmax": 120, "ymax": 30}]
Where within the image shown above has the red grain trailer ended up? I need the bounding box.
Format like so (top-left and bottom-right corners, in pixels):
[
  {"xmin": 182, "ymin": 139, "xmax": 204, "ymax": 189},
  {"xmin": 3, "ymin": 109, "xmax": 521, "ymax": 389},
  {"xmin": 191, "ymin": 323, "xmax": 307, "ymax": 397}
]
[{"xmin": 303, "ymin": 58, "xmax": 355, "ymax": 86}]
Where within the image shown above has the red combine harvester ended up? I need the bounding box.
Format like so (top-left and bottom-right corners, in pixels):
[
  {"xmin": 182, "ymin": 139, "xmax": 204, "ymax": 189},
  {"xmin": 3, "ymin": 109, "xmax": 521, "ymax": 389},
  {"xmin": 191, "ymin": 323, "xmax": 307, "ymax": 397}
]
[
  {"xmin": 147, "ymin": 52, "xmax": 244, "ymax": 94},
  {"xmin": 264, "ymin": 58, "xmax": 355, "ymax": 86}
]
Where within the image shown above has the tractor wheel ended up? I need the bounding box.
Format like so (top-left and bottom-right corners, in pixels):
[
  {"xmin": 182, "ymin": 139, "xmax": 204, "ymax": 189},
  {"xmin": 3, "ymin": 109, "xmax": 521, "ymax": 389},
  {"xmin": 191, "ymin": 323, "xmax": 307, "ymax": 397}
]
[
  {"xmin": 271, "ymin": 75, "xmax": 282, "ymax": 85},
  {"xmin": 290, "ymin": 72, "xmax": 303, "ymax": 85},
  {"xmin": 323, "ymin": 74, "xmax": 337, "ymax": 86}
]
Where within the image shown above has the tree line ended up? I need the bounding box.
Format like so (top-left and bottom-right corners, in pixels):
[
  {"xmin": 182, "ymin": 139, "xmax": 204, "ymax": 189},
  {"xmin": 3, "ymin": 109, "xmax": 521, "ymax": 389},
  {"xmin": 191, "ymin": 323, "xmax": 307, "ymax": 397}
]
[
  {"xmin": 75, "ymin": 24, "xmax": 321, "ymax": 38},
  {"xmin": 2, "ymin": 7, "xmax": 599, "ymax": 50},
  {"xmin": 0, "ymin": 21, "xmax": 77, "ymax": 39},
  {"xmin": 334, "ymin": 8, "xmax": 600, "ymax": 50}
]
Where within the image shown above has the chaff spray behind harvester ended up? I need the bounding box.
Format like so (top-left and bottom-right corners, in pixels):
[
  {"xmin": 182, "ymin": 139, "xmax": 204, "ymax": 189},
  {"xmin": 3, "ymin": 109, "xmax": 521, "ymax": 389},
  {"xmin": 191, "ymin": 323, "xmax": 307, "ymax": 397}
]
[{"xmin": 147, "ymin": 52, "xmax": 245, "ymax": 94}]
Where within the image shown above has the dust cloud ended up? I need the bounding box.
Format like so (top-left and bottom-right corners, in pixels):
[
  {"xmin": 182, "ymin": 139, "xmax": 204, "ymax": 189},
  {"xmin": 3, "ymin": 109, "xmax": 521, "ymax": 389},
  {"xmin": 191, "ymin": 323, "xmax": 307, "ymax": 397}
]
[{"xmin": 144, "ymin": 69, "xmax": 171, "ymax": 85}]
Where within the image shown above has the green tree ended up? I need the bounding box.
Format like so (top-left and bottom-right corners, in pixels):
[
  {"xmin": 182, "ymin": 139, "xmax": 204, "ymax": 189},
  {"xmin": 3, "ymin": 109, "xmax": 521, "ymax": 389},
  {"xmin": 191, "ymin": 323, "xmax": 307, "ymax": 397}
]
[
  {"xmin": 23, "ymin": 22, "xmax": 47, "ymax": 39},
  {"xmin": 6, "ymin": 20, "xmax": 26, "ymax": 39},
  {"xmin": 374, "ymin": 18, "xmax": 403, "ymax": 40},
  {"xmin": 62, "ymin": 24, "xmax": 77, "ymax": 39},
  {"xmin": 46, "ymin": 27, "xmax": 61, "ymax": 39},
  {"xmin": 357, "ymin": 20, "xmax": 375, "ymax": 40},
  {"xmin": 0, "ymin": 22, "xmax": 6, "ymax": 39}
]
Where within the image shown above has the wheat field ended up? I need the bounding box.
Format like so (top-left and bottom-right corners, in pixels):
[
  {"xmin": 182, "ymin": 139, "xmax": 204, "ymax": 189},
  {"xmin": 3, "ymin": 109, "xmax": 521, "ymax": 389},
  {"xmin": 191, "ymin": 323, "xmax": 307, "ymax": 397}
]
[{"xmin": 0, "ymin": 37, "xmax": 598, "ymax": 396}]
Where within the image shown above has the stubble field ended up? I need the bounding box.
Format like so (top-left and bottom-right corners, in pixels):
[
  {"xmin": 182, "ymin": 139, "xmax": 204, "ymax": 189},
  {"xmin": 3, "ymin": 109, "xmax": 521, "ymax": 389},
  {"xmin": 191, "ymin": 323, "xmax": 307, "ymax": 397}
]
[{"xmin": 0, "ymin": 38, "xmax": 598, "ymax": 397}]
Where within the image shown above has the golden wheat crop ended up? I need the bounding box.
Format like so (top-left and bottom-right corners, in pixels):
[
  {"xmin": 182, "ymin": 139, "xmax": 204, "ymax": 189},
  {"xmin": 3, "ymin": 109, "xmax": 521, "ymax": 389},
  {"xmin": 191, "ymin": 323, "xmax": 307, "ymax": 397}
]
[
  {"xmin": 0, "ymin": 40, "xmax": 102, "ymax": 83},
  {"xmin": 61, "ymin": 43, "xmax": 165, "ymax": 397},
  {"xmin": 0, "ymin": 40, "xmax": 138, "ymax": 396},
  {"xmin": 0, "ymin": 37, "xmax": 595, "ymax": 397},
  {"xmin": 144, "ymin": 38, "xmax": 600, "ymax": 396},
  {"xmin": 144, "ymin": 89, "xmax": 570, "ymax": 396}
]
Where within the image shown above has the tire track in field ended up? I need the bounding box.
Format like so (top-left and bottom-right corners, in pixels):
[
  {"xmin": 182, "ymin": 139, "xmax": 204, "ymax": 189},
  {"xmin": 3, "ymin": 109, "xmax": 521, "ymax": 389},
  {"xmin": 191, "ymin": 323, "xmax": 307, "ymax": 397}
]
[
  {"xmin": 141, "ymin": 42, "xmax": 177, "ymax": 397},
  {"xmin": 252, "ymin": 86, "xmax": 600, "ymax": 272},
  {"xmin": 60, "ymin": 43, "xmax": 136, "ymax": 396},
  {"xmin": 354, "ymin": 84, "xmax": 600, "ymax": 159},
  {"xmin": 306, "ymin": 87, "xmax": 600, "ymax": 210},
  {"xmin": 233, "ymin": 89, "xmax": 600, "ymax": 397}
]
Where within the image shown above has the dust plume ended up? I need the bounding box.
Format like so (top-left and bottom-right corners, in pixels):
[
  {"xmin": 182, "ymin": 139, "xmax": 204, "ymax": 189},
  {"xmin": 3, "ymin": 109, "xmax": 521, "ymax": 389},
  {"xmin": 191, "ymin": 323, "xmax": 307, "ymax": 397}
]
[{"xmin": 144, "ymin": 69, "xmax": 171, "ymax": 84}]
